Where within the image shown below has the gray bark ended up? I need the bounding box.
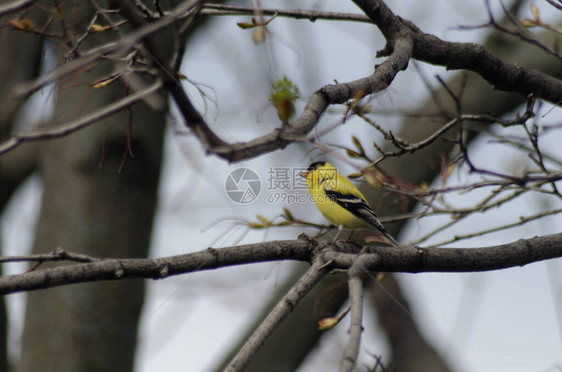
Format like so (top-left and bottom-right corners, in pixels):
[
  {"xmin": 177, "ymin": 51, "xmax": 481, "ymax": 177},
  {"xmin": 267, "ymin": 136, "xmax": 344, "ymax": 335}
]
[{"xmin": 15, "ymin": 2, "xmax": 174, "ymax": 371}]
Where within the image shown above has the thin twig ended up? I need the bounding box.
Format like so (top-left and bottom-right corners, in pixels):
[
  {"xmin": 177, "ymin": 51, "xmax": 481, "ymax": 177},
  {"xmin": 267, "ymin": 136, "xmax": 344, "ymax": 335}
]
[
  {"xmin": 200, "ymin": 3, "xmax": 371, "ymax": 23},
  {"xmin": 13, "ymin": 0, "xmax": 201, "ymax": 98},
  {"xmin": 425, "ymin": 208, "xmax": 562, "ymax": 248},
  {"xmin": 0, "ymin": 79, "xmax": 163, "ymax": 155},
  {"xmin": 485, "ymin": 0, "xmax": 562, "ymax": 62},
  {"xmin": 546, "ymin": 0, "xmax": 562, "ymax": 11}
]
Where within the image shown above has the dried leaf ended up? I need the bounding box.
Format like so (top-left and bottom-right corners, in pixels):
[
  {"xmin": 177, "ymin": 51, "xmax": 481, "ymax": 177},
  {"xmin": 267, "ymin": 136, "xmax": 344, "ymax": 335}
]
[
  {"xmin": 253, "ymin": 26, "xmax": 266, "ymax": 44},
  {"xmin": 318, "ymin": 317, "xmax": 340, "ymax": 331},
  {"xmin": 92, "ymin": 75, "xmax": 120, "ymax": 89},
  {"xmin": 256, "ymin": 215, "xmax": 269, "ymax": 225},
  {"xmin": 346, "ymin": 149, "xmax": 361, "ymax": 158},
  {"xmin": 363, "ymin": 168, "xmax": 383, "ymax": 188},
  {"xmin": 445, "ymin": 163, "xmax": 456, "ymax": 178},
  {"xmin": 236, "ymin": 22, "xmax": 255, "ymax": 29},
  {"xmin": 352, "ymin": 136, "xmax": 364, "ymax": 154},
  {"xmin": 347, "ymin": 172, "xmax": 363, "ymax": 179},
  {"xmin": 89, "ymin": 23, "xmax": 107, "ymax": 32},
  {"xmin": 283, "ymin": 207, "xmax": 294, "ymax": 221},
  {"xmin": 520, "ymin": 18, "xmax": 536, "ymax": 27},
  {"xmin": 531, "ymin": 4, "xmax": 539, "ymax": 20},
  {"xmin": 9, "ymin": 18, "xmax": 34, "ymax": 31}
]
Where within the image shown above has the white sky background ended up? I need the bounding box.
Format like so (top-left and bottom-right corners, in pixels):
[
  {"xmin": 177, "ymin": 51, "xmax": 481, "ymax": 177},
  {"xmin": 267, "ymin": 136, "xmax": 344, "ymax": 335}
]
[{"xmin": 1, "ymin": 0, "xmax": 562, "ymax": 371}]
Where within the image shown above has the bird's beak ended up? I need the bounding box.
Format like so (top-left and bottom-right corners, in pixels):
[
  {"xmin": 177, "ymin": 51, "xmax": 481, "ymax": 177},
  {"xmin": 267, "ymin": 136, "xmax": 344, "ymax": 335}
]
[{"xmin": 300, "ymin": 170, "xmax": 309, "ymax": 178}]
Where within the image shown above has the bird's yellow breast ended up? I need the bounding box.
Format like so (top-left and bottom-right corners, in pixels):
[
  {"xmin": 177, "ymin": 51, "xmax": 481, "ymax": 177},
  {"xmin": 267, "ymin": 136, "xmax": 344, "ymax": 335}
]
[{"xmin": 306, "ymin": 166, "xmax": 367, "ymax": 229}]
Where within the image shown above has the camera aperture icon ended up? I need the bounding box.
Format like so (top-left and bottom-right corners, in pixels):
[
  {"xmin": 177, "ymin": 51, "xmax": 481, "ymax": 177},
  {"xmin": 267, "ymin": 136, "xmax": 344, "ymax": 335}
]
[{"xmin": 225, "ymin": 168, "xmax": 261, "ymax": 204}]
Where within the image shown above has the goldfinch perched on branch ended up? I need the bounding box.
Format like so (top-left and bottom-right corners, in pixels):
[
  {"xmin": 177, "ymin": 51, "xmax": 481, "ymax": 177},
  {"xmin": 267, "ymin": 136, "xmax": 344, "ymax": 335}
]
[{"xmin": 300, "ymin": 161, "xmax": 400, "ymax": 247}]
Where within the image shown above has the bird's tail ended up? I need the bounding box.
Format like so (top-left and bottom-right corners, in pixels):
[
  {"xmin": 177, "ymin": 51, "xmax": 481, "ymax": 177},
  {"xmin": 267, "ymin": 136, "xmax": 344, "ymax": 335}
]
[
  {"xmin": 381, "ymin": 230, "xmax": 400, "ymax": 248},
  {"xmin": 364, "ymin": 214, "xmax": 401, "ymax": 248}
]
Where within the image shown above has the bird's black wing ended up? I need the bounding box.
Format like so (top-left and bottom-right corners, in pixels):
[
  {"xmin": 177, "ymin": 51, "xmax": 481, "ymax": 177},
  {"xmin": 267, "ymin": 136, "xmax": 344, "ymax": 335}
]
[{"xmin": 324, "ymin": 189, "xmax": 400, "ymax": 247}]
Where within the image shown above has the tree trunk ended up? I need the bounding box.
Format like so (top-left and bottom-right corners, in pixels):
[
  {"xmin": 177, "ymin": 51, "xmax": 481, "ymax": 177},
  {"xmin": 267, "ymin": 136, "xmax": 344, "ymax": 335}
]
[{"xmin": 15, "ymin": 2, "xmax": 173, "ymax": 371}]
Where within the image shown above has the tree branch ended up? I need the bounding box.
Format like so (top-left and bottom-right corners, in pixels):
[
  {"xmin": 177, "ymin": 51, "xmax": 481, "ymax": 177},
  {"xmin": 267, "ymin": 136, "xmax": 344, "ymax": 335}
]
[
  {"xmin": 6, "ymin": 0, "xmax": 560, "ymax": 163},
  {"xmin": 340, "ymin": 255, "xmax": 377, "ymax": 372},
  {"xmin": 0, "ymin": 238, "xmax": 313, "ymax": 295},
  {"xmin": 204, "ymin": 35, "xmax": 413, "ymax": 162},
  {"xmin": 116, "ymin": 0, "xmax": 414, "ymax": 162},
  {"xmin": 0, "ymin": 79, "xmax": 163, "ymax": 155},
  {"xmin": 200, "ymin": 3, "xmax": 371, "ymax": 23},
  {"xmin": 224, "ymin": 255, "xmax": 330, "ymax": 372},
  {"xmin": 352, "ymin": 0, "xmax": 562, "ymax": 104},
  {"xmin": 323, "ymin": 233, "xmax": 562, "ymax": 273},
  {"xmin": 174, "ymin": 0, "xmax": 562, "ymax": 161},
  {"xmin": 0, "ymin": 0, "xmax": 37, "ymax": 17},
  {"xmin": 0, "ymin": 233, "xmax": 561, "ymax": 295}
]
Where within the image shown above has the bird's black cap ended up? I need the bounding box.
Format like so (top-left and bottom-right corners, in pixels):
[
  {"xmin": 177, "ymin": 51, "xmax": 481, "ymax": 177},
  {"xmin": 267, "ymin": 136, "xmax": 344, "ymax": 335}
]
[{"xmin": 307, "ymin": 161, "xmax": 326, "ymax": 171}]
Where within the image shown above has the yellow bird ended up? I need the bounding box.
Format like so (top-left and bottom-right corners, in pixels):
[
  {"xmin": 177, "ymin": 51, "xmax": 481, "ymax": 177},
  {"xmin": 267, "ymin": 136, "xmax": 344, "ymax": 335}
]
[{"xmin": 300, "ymin": 161, "xmax": 400, "ymax": 247}]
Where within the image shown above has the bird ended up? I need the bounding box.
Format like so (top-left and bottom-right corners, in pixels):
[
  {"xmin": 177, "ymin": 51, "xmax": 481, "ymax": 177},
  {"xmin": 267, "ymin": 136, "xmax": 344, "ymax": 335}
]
[{"xmin": 300, "ymin": 161, "xmax": 400, "ymax": 247}]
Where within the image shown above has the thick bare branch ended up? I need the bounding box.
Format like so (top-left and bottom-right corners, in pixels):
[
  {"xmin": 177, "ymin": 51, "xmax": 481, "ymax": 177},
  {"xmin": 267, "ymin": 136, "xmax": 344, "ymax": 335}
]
[
  {"xmin": 323, "ymin": 233, "xmax": 562, "ymax": 273},
  {"xmin": 0, "ymin": 233, "xmax": 561, "ymax": 295},
  {"xmin": 0, "ymin": 238, "xmax": 313, "ymax": 295},
  {"xmin": 352, "ymin": 0, "xmax": 562, "ymax": 103}
]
